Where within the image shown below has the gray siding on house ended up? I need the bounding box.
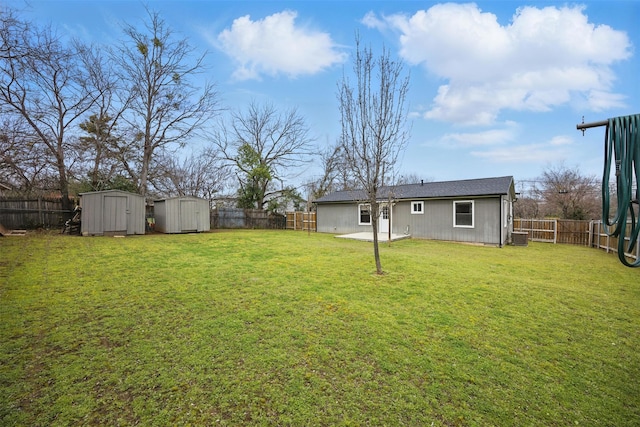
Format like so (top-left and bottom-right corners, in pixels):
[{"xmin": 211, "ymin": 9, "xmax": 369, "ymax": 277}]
[
  {"xmin": 317, "ymin": 203, "xmax": 373, "ymax": 234},
  {"xmin": 316, "ymin": 203, "xmax": 382, "ymax": 233},
  {"xmin": 154, "ymin": 197, "xmax": 210, "ymax": 233},
  {"xmin": 315, "ymin": 176, "xmax": 516, "ymax": 246},
  {"xmin": 392, "ymin": 197, "xmax": 503, "ymax": 244},
  {"xmin": 318, "ymin": 197, "xmax": 506, "ymax": 244},
  {"xmin": 80, "ymin": 190, "xmax": 146, "ymax": 236}
]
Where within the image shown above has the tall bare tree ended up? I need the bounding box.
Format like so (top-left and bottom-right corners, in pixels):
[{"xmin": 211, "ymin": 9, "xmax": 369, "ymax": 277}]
[
  {"xmin": 152, "ymin": 147, "xmax": 231, "ymax": 200},
  {"xmin": 213, "ymin": 101, "xmax": 314, "ymax": 209},
  {"xmin": 513, "ymin": 196, "xmax": 540, "ymax": 219},
  {"xmin": 112, "ymin": 9, "xmax": 221, "ymax": 197},
  {"xmin": 0, "ymin": 115, "xmax": 53, "ymax": 194},
  {"xmin": 536, "ymin": 163, "xmax": 600, "ymax": 220},
  {"xmin": 74, "ymin": 44, "xmax": 127, "ymax": 192},
  {"xmin": 304, "ymin": 140, "xmax": 348, "ymax": 203},
  {"xmin": 338, "ymin": 36, "xmax": 410, "ymax": 274},
  {"xmin": 0, "ymin": 8, "xmax": 101, "ymax": 209}
]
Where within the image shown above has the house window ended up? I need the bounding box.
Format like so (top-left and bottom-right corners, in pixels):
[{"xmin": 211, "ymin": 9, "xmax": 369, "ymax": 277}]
[
  {"xmin": 453, "ymin": 200, "xmax": 474, "ymax": 228},
  {"xmin": 381, "ymin": 205, "xmax": 389, "ymax": 220},
  {"xmin": 411, "ymin": 201, "xmax": 424, "ymax": 214},
  {"xmin": 358, "ymin": 204, "xmax": 371, "ymax": 225}
]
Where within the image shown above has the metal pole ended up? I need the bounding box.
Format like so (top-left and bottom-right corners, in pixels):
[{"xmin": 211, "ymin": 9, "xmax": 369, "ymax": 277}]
[{"xmin": 576, "ymin": 119, "xmax": 608, "ymax": 131}]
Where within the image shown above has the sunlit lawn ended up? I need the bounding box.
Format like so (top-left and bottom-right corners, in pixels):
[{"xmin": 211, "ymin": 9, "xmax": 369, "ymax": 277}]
[{"xmin": 1, "ymin": 230, "xmax": 639, "ymax": 426}]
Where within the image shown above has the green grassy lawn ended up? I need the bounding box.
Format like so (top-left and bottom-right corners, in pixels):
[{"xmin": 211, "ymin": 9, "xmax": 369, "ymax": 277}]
[{"xmin": 1, "ymin": 230, "xmax": 639, "ymax": 426}]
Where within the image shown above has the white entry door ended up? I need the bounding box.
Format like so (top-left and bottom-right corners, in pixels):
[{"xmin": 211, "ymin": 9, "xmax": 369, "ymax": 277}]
[{"xmin": 378, "ymin": 204, "xmax": 389, "ymax": 234}]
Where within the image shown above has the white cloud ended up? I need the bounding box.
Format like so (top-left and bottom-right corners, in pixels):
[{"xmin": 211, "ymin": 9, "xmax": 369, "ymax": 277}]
[
  {"xmin": 361, "ymin": 11, "xmax": 386, "ymax": 31},
  {"xmin": 215, "ymin": 10, "xmax": 347, "ymax": 80},
  {"xmin": 585, "ymin": 89, "xmax": 628, "ymax": 111},
  {"xmin": 440, "ymin": 126, "xmax": 518, "ymax": 147},
  {"xmin": 549, "ymin": 135, "xmax": 573, "ymax": 146},
  {"xmin": 372, "ymin": 4, "xmax": 631, "ymax": 125},
  {"xmin": 471, "ymin": 135, "xmax": 574, "ymax": 163},
  {"xmin": 472, "ymin": 143, "xmax": 569, "ymax": 163}
]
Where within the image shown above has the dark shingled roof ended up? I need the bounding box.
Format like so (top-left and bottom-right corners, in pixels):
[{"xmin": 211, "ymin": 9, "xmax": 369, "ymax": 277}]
[{"xmin": 314, "ymin": 176, "xmax": 514, "ymax": 203}]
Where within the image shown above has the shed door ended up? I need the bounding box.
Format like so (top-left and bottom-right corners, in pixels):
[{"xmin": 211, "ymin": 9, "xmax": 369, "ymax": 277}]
[
  {"xmin": 180, "ymin": 200, "xmax": 198, "ymax": 231},
  {"xmin": 104, "ymin": 196, "xmax": 127, "ymax": 233}
]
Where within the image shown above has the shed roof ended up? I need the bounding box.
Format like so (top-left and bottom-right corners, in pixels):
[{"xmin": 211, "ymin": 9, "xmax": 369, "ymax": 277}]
[
  {"xmin": 314, "ymin": 176, "xmax": 514, "ymax": 203},
  {"xmin": 79, "ymin": 189, "xmax": 144, "ymax": 197},
  {"xmin": 154, "ymin": 196, "xmax": 208, "ymax": 202}
]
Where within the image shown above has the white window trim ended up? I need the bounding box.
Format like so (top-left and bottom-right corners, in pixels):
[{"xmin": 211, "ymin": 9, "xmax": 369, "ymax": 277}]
[
  {"xmin": 411, "ymin": 201, "xmax": 424, "ymax": 215},
  {"xmin": 453, "ymin": 200, "xmax": 474, "ymax": 228},
  {"xmin": 358, "ymin": 203, "xmax": 371, "ymax": 225}
]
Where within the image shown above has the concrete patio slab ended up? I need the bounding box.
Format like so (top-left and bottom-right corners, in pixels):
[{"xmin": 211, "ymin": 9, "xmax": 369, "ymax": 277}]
[{"xmin": 336, "ymin": 232, "xmax": 411, "ymax": 242}]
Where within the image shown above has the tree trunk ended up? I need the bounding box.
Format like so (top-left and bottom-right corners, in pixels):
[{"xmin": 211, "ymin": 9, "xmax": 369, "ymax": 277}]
[
  {"xmin": 371, "ymin": 204, "xmax": 383, "ymax": 275},
  {"xmin": 139, "ymin": 141, "xmax": 153, "ymax": 197},
  {"xmin": 55, "ymin": 138, "xmax": 72, "ymax": 211},
  {"xmin": 57, "ymin": 161, "xmax": 71, "ymax": 211}
]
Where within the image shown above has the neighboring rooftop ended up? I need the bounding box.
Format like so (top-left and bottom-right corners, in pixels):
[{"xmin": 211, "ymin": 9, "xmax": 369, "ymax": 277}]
[{"xmin": 314, "ymin": 176, "xmax": 514, "ymax": 203}]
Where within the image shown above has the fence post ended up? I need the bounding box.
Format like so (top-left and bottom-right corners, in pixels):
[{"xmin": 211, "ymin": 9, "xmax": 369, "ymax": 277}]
[{"xmin": 38, "ymin": 197, "xmax": 43, "ymax": 226}]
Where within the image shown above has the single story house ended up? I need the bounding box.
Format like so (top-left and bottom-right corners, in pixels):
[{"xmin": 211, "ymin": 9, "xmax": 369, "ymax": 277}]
[{"xmin": 314, "ymin": 176, "xmax": 516, "ymax": 246}]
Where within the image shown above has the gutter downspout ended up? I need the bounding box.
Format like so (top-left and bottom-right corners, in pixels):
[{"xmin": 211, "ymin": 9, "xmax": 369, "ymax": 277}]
[{"xmin": 499, "ymin": 195, "xmax": 504, "ymax": 248}]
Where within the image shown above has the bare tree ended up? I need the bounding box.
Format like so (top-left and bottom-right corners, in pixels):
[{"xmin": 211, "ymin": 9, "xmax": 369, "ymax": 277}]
[
  {"xmin": 513, "ymin": 196, "xmax": 540, "ymax": 218},
  {"xmin": 396, "ymin": 173, "xmax": 430, "ymax": 185},
  {"xmin": 0, "ymin": 115, "xmax": 53, "ymax": 194},
  {"xmin": 151, "ymin": 147, "xmax": 231, "ymax": 200},
  {"xmin": 338, "ymin": 36, "xmax": 410, "ymax": 274},
  {"xmin": 112, "ymin": 9, "xmax": 221, "ymax": 197},
  {"xmin": 73, "ymin": 43, "xmax": 129, "ymax": 192},
  {"xmin": 304, "ymin": 140, "xmax": 350, "ymax": 204},
  {"xmin": 0, "ymin": 8, "xmax": 101, "ymax": 209},
  {"xmin": 213, "ymin": 101, "xmax": 314, "ymax": 209},
  {"xmin": 535, "ymin": 163, "xmax": 600, "ymax": 220}
]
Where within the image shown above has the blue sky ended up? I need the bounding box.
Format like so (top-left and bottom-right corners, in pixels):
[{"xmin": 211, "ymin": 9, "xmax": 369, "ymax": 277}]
[{"xmin": 10, "ymin": 0, "xmax": 640, "ymax": 193}]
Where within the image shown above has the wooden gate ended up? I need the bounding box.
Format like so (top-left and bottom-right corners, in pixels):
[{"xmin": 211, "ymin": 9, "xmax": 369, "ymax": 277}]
[
  {"xmin": 513, "ymin": 219, "xmax": 557, "ymax": 243},
  {"xmin": 286, "ymin": 211, "xmax": 316, "ymax": 231}
]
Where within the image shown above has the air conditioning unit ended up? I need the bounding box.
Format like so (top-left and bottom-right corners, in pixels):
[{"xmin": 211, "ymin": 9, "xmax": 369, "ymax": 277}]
[{"xmin": 512, "ymin": 231, "xmax": 528, "ymax": 246}]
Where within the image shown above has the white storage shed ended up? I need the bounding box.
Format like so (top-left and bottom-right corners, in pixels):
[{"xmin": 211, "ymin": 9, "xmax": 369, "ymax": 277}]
[
  {"xmin": 154, "ymin": 196, "xmax": 210, "ymax": 233},
  {"xmin": 80, "ymin": 190, "xmax": 146, "ymax": 236}
]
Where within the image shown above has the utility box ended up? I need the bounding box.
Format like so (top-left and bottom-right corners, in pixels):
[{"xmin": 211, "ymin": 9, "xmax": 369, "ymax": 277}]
[
  {"xmin": 80, "ymin": 190, "xmax": 146, "ymax": 236},
  {"xmin": 154, "ymin": 196, "xmax": 210, "ymax": 233},
  {"xmin": 512, "ymin": 231, "xmax": 528, "ymax": 246}
]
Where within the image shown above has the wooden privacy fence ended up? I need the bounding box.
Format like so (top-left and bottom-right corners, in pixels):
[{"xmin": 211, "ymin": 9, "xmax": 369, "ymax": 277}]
[
  {"xmin": 286, "ymin": 211, "xmax": 316, "ymax": 231},
  {"xmin": 513, "ymin": 219, "xmax": 590, "ymax": 245},
  {"xmin": 211, "ymin": 208, "xmax": 286, "ymax": 229},
  {"xmin": 514, "ymin": 218, "xmax": 638, "ymax": 261},
  {"xmin": 0, "ymin": 197, "xmax": 74, "ymax": 229},
  {"xmin": 590, "ymin": 220, "xmax": 639, "ymax": 262},
  {"xmin": 514, "ymin": 219, "xmax": 557, "ymax": 243}
]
